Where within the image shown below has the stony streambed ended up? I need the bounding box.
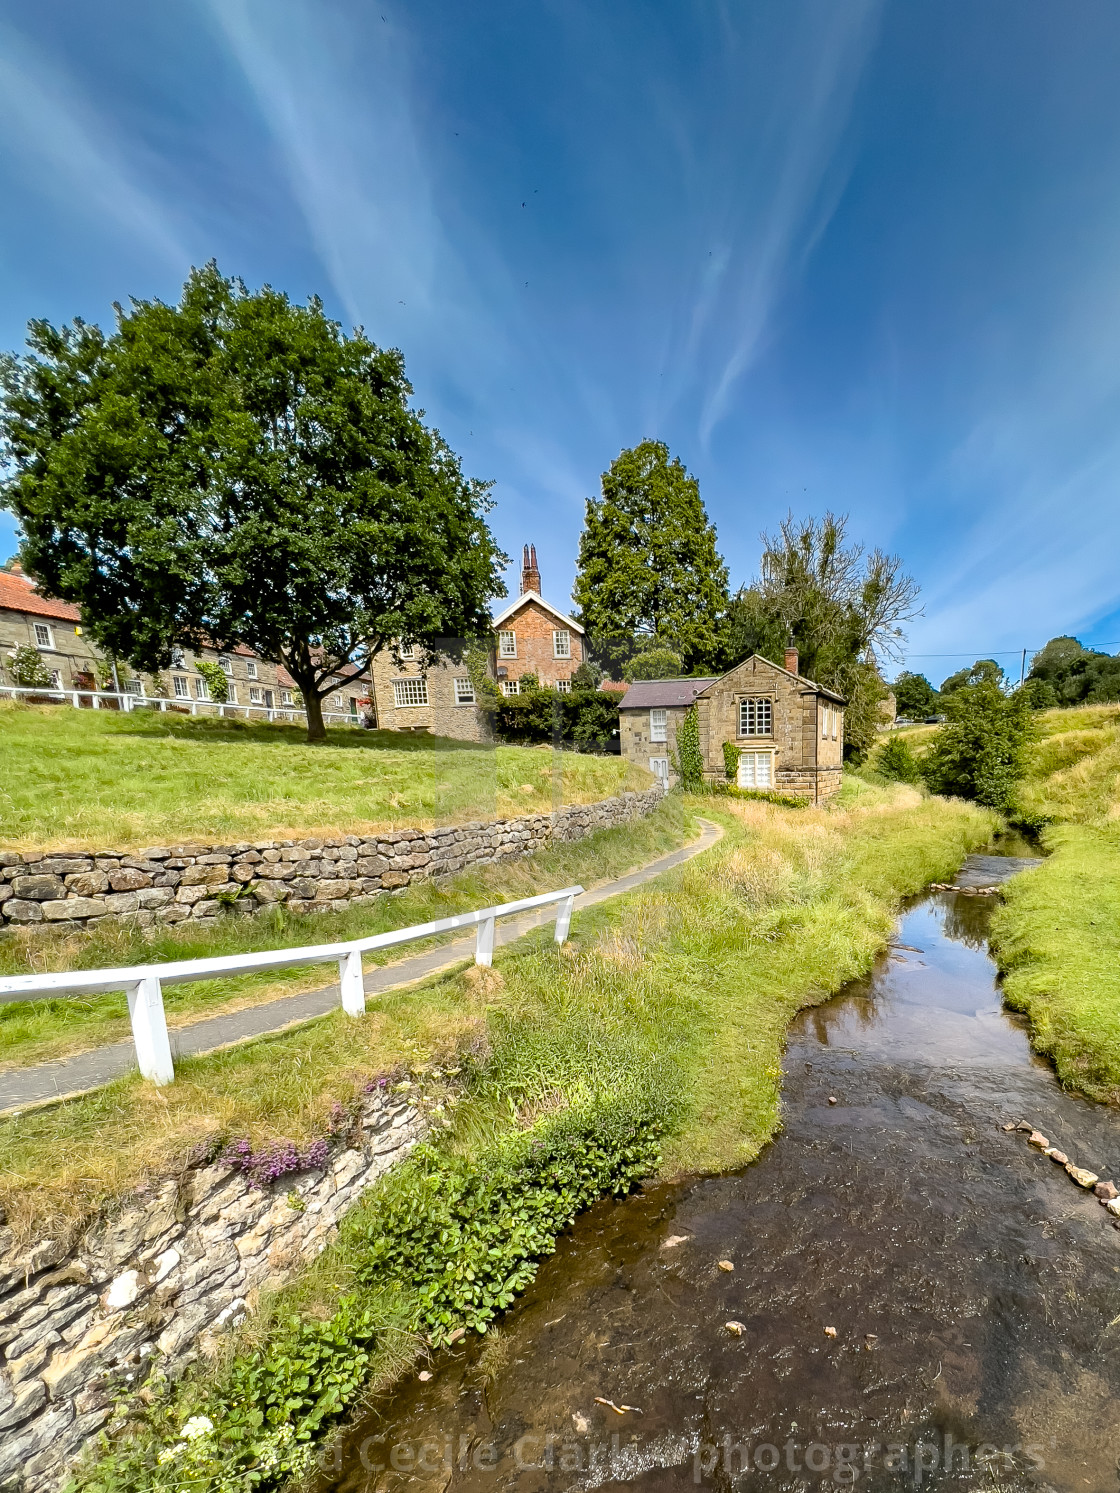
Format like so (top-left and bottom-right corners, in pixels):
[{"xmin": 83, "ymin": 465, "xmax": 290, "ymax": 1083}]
[{"xmin": 321, "ymin": 841, "xmax": 1120, "ymax": 1493}]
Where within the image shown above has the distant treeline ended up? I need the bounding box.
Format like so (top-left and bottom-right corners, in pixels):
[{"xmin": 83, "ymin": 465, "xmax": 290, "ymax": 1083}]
[{"xmin": 893, "ymin": 636, "xmax": 1120, "ymax": 718}]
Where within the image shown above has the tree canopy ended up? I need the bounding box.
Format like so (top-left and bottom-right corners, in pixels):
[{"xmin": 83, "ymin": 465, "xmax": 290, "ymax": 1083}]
[
  {"xmin": 573, "ymin": 440, "xmax": 729, "ymax": 673},
  {"xmin": 727, "ymin": 512, "xmax": 920, "ymax": 759},
  {"xmin": 921, "ymin": 680, "xmax": 1034, "ymax": 811},
  {"xmin": 0, "ymin": 265, "xmax": 505, "ymax": 740},
  {"xmin": 891, "ymin": 671, "xmax": 938, "ymax": 720},
  {"xmin": 940, "ymin": 659, "xmax": 1005, "ymax": 694},
  {"xmin": 1027, "ymin": 635, "xmax": 1120, "ymax": 706}
]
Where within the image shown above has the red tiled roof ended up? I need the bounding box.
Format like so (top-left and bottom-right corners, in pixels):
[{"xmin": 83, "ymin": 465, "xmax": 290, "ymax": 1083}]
[{"xmin": 0, "ymin": 571, "xmax": 82, "ymax": 623}]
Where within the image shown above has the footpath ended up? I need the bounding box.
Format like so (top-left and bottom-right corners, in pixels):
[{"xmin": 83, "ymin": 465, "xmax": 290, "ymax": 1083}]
[{"xmin": 0, "ymin": 818, "xmax": 722, "ymax": 1113}]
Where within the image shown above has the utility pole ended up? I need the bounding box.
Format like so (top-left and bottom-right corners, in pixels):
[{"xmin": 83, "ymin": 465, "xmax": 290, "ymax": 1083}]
[{"xmin": 1020, "ymin": 648, "xmax": 1027, "ymax": 687}]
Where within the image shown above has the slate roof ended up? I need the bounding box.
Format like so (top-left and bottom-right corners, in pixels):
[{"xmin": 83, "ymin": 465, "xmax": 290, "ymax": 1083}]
[{"xmin": 617, "ymin": 678, "xmax": 718, "ymax": 709}]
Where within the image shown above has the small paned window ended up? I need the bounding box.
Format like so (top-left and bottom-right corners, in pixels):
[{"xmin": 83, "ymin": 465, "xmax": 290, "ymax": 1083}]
[
  {"xmin": 193, "ymin": 676, "xmax": 209, "ymax": 700},
  {"xmin": 393, "ymin": 677, "xmax": 429, "ymax": 707},
  {"xmin": 218, "ymin": 654, "xmax": 233, "ymax": 675},
  {"xmin": 498, "ymin": 629, "xmax": 517, "ymax": 659},
  {"xmin": 33, "ymin": 623, "xmax": 53, "ymax": 648},
  {"xmin": 739, "ymin": 698, "xmax": 772, "ymax": 736},
  {"xmin": 250, "ymin": 686, "xmax": 263, "ymax": 703},
  {"xmin": 281, "ymin": 689, "xmax": 294, "ymax": 705},
  {"xmin": 246, "ymin": 660, "xmax": 258, "ymax": 679},
  {"xmin": 649, "ymin": 708, "xmax": 668, "ymax": 743},
  {"xmin": 501, "ymin": 679, "xmax": 520, "ymax": 696},
  {"xmin": 173, "ymin": 676, "xmax": 189, "ymax": 698},
  {"xmin": 553, "ymin": 629, "xmax": 571, "ymax": 659},
  {"xmin": 454, "ymin": 677, "xmax": 476, "ymax": 704},
  {"xmin": 399, "ymin": 642, "xmax": 416, "ymax": 660},
  {"xmin": 737, "ymin": 751, "xmax": 773, "ymax": 788},
  {"xmin": 556, "ymin": 678, "xmax": 571, "ymax": 694}
]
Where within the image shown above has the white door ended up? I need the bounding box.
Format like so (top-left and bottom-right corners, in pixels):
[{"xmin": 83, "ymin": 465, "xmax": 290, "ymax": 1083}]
[
  {"xmin": 649, "ymin": 756, "xmax": 670, "ymax": 785},
  {"xmin": 737, "ymin": 751, "xmax": 773, "ymax": 788}
]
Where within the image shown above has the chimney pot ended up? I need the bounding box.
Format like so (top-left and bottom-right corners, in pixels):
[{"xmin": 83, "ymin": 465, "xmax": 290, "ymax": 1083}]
[
  {"xmin": 520, "ymin": 542, "xmax": 541, "ymax": 596},
  {"xmin": 784, "ymin": 645, "xmax": 799, "ymax": 674}
]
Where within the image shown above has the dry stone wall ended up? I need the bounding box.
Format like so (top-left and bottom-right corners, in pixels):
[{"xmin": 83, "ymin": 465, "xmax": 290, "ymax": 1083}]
[
  {"xmin": 0, "ymin": 1091, "xmax": 427, "ymax": 1493},
  {"xmin": 0, "ymin": 786, "xmax": 664, "ymax": 937}
]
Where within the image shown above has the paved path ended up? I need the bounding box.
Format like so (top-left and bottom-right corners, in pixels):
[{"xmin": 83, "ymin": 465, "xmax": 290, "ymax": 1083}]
[{"xmin": 0, "ymin": 818, "xmax": 722, "ymax": 1113}]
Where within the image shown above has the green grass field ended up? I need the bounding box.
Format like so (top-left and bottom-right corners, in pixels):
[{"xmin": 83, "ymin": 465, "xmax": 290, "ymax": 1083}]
[
  {"xmin": 0, "ymin": 701, "xmax": 646, "ymax": 849},
  {"xmin": 989, "ymin": 703, "xmax": 1120, "ymax": 1102}
]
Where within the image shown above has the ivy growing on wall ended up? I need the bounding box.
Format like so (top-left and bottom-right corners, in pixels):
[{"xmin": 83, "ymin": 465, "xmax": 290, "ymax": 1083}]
[
  {"xmin": 673, "ymin": 705, "xmax": 704, "ymax": 791},
  {"xmin": 722, "ymin": 740, "xmax": 739, "ymax": 781}
]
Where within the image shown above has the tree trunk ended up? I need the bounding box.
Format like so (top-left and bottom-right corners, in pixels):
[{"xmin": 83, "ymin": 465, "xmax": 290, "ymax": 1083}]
[{"xmin": 303, "ymin": 688, "xmax": 327, "ymax": 743}]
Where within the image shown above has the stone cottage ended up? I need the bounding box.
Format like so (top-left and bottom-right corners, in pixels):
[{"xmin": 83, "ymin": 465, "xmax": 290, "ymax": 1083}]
[
  {"xmin": 367, "ymin": 644, "xmax": 492, "ymax": 742},
  {"xmin": 619, "ymin": 646, "xmax": 846, "ymax": 803}
]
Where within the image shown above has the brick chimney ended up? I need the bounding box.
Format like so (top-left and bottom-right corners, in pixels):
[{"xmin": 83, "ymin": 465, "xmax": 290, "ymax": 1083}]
[
  {"xmin": 520, "ymin": 543, "xmax": 541, "ymax": 595},
  {"xmin": 784, "ymin": 641, "xmax": 799, "ymax": 675}
]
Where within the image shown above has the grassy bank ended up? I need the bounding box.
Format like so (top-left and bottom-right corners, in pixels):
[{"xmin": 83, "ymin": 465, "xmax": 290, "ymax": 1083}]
[
  {"xmin": 0, "ymin": 800, "xmax": 685, "ymax": 1073},
  {"xmin": 990, "ymin": 704, "xmax": 1120, "ymax": 1102},
  {"xmin": 0, "ymin": 701, "xmax": 645, "ymax": 849},
  {"xmin": 47, "ymin": 783, "xmax": 997, "ymax": 1492}
]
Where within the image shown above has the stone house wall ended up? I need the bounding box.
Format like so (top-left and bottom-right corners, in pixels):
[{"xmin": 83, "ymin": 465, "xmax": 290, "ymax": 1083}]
[
  {"xmin": 695, "ymin": 656, "xmax": 844, "ymax": 803},
  {"xmin": 0, "ymin": 1091, "xmax": 427, "ymax": 1493},
  {"xmin": 0, "ymin": 786, "xmax": 665, "ymax": 937},
  {"xmin": 494, "ymin": 597, "xmax": 584, "ymax": 691},
  {"xmin": 368, "ymin": 647, "xmax": 491, "ymax": 742},
  {"xmin": 619, "ymin": 705, "xmax": 689, "ymax": 779}
]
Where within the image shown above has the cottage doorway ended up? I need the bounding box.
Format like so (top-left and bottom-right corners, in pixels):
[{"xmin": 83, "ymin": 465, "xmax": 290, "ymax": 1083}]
[
  {"xmin": 737, "ymin": 750, "xmax": 773, "ymax": 789},
  {"xmin": 648, "ymin": 756, "xmax": 670, "ymax": 786}
]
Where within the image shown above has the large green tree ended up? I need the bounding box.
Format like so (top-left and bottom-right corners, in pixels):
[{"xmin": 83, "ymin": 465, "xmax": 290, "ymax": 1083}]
[
  {"xmin": 573, "ymin": 440, "xmax": 729, "ymax": 672},
  {"xmin": 727, "ymin": 512, "xmax": 920, "ymax": 760},
  {"xmin": 1027, "ymin": 635, "xmax": 1120, "ymax": 706},
  {"xmin": 921, "ymin": 681, "xmax": 1034, "ymax": 811},
  {"xmin": 891, "ymin": 671, "xmax": 938, "ymax": 720},
  {"xmin": 0, "ymin": 265, "xmax": 505, "ymax": 740}
]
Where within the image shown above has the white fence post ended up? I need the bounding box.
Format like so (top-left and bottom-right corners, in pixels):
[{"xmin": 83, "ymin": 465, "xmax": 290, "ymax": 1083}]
[
  {"xmin": 126, "ymin": 975, "xmax": 174, "ymax": 1085},
  {"xmin": 475, "ymin": 915, "xmax": 495, "ymax": 967},
  {"xmin": 554, "ymin": 892, "xmax": 576, "ymax": 946},
  {"xmin": 338, "ymin": 948, "xmax": 365, "ymax": 1016}
]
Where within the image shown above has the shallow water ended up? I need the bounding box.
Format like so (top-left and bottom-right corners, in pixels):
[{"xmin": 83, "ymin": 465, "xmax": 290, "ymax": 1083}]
[{"xmin": 326, "ymin": 844, "xmax": 1120, "ymax": 1493}]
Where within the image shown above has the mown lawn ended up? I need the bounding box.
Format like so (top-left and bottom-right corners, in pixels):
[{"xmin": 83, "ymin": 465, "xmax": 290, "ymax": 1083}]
[{"xmin": 0, "ymin": 701, "xmax": 646, "ymax": 849}]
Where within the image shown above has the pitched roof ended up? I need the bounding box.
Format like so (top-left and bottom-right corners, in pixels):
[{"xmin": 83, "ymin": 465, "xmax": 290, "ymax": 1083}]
[
  {"xmin": 491, "ymin": 591, "xmax": 585, "ymax": 633},
  {"xmin": 0, "ymin": 571, "xmax": 82, "ymax": 623},
  {"xmin": 618, "ymin": 678, "xmax": 718, "ymax": 709},
  {"xmin": 694, "ymin": 654, "xmax": 847, "ymax": 705}
]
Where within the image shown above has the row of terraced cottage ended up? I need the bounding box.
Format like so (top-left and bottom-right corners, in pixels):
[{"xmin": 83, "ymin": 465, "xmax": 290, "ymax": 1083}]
[
  {"xmin": 1, "ymin": 546, "xmax": 846, "ymax": 797},
  {"xmin": 0, "ymin": 545, "xmax": 587, "ymax": 738}
]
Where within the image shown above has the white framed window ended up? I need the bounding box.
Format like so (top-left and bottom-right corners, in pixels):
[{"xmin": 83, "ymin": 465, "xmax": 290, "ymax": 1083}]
[
  {"xmin": 649, "ymin": 708, "xmax": 668, "ymax": 743},
  {"xmin": 171, "ymin": 647, "xmax": 185, "ymax": 668},
  {"xmin": 822, "ymin": 707, "xmax": 829, "ymax": 738},
  {"xmin": 125, "ymin": 679, "xmax": 144, "ymax": 697},
  {"xmin": 173, "ymin": 675, "xmax": 189, "ymax": 699},
  {"xmin": 833, "ymin": 708, "xmax": 839, "ymax": 741},
  {"xmin": 454, "ymin": 677, "xmax": 476, "ymax": 705},
  {"xmin": 333, "ymin": 694, "xmax": 344, "ymax": 708},
  {"xmin": 737, "ymin": 751, "xmax": 773, "ymax": 789},
  {"xmin": 250, "ymin": 686, "xmax": 263, "ymax": 704},
  {"xmin": 218, "ymin": 654, "xmax": 233, "ymax": 675},
  {"xmin": 498, "ymin": 629, "xmax": 517, "ymax": 659},
  {"xmin": 649, "ymin": 756, "xmax": 670, "ymax": 785},
  {"xmin": 226, "ymin": 684, "xmax": 238, "ymax": 704},
  {"xmin": 281, "ymin": 689, "xmax": 294, "ymax": 706},
  {"xmin": 398, "ymin": 642, "xmax": 416, "ymax": 660},
  {"xmin": 739, "ymin": 697, "xmax": 772, "ymax": 737},
  {"xmin": 246, "ymin": 660, "xmax": 258, "ymax": 680},
  {"xmin": 193, "ymin": 676, "xmax": 209, "ymax": 700},
  {"xmin": 393, "ymin": 677, "xmax": 428, "ymax": 708},
  {"xmin": 556, "ymin": 678, "xmax": 571, "ymax": 694},
  {"xmin": 501, "ymin": 679, "xmax": 520, "ymax": 697},
  {"xmin": 552, "ymin": 629, "xmax": 571, "ymax": 659},
  {"xmin": 33, "ymin": 622, "xmax": 53, "ymax": 649}
]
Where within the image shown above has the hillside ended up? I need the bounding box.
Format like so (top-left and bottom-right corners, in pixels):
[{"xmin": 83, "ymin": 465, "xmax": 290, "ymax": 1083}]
[{"xmin": 0, "ymin": 703, "xmax": 647, "ymax": 850}]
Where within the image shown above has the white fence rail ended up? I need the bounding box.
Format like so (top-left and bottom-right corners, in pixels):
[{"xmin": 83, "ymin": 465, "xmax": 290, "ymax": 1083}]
[
  {"xmin": 0, "ymin": 885, "xmax": 583, "ymax": 1087},
  {"xmin": 0, "ymin": 683, "xmax": 362, "ymax": 726}
]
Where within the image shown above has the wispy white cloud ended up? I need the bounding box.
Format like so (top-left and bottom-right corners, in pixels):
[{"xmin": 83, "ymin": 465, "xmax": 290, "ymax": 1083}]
[{"xmin": 0, "ymin": 21, "xmax": 189, "ymax": 271}]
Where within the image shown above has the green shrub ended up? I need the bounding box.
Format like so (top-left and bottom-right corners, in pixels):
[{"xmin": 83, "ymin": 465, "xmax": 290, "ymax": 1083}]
[
  {"xmin": 722, "ymin": 740, "xmax": 739, "ymax": 781},
  {"xmin": 921, "ymin": 681, "xmax": 1034, "ymax": 811},
  {"xmin": 877, "ymin": 735, "xmax": 921, "ymax": 783},
  {"xmin": 5, "ymin": 644, "xmax": 55, "ymax": 687},
  {"xmin": 624, "ymin": 646, "xmax": 683, "ymax": 683},
  {"xmin": 673, "ymin": 705, "xmax": 703, "ymax": 791},
  {"xmin": 350, "ymin": 1098, "xmax": 663, "ymax": 1343}
]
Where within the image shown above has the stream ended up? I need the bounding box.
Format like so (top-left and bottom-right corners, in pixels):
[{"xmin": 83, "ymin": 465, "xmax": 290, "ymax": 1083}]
[{"xmin": 325, "ymin": 841, "xmax": 1120, "ymax": 1493}]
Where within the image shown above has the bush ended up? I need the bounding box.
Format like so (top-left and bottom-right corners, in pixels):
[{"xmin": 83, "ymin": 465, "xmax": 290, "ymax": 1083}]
[
  {"xmin": 494, "ymin": 686, "xmax": 618, "ymax": 751},
  {"xmin": 722, "ymin": 740, "xmax": 739, "ymax": 781},
  {"xmin": 624, "ymin": 646, "xmax": 683, "ymax": 683},
  {"xmin": 672, "ymin": 705, "xmax": 703, "ymax": 790},
  {"xmin": 5, "ymin": 644, "xmax": 55, "ymax": 687},
  {"xmin": 350, "ymin": 1098, "xmax": 663, "ymax": 1343},
  {"xmin": 921, "ymin": 681, "xmax": 1034, "ymax": 811},
  {"xmin": 877, "ymin": 735, "xmax": 921, "ymax": 783}
]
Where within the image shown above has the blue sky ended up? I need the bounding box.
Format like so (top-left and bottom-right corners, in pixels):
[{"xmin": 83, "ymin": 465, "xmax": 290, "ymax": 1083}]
[{"xmin": 2, "ymin": 0, "xmax": 1120, "ymax": 685}]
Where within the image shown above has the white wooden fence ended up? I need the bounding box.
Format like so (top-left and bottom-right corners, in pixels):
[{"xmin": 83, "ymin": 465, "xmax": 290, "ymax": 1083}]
[
  {"xmin": 0, "ymin": 886, "xmax": 582, "ymax": 1087},
  {"xmin": 0, "ymin": 683, "xmax": 361, "ymax": 726}
]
